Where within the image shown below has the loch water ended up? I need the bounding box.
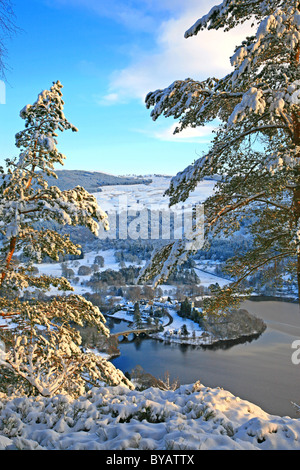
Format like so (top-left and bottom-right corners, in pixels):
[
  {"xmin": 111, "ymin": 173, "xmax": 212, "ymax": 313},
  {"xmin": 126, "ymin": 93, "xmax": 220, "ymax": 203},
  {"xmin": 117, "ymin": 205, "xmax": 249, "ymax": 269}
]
[{"xmin": 110, "ymin": 300, "xmax": 300, "ymax": 418}]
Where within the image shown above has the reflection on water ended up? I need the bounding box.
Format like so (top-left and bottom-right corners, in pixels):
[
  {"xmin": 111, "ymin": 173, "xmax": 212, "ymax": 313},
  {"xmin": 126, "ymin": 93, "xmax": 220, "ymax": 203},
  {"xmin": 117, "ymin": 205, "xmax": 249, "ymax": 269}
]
[
  {"xmin": 110, "ymin": 300, "xmax": 300, "ymax": 418},
  {"xmin": 201, "ymin": 332, "xmax": 263, "ymax": 351}
]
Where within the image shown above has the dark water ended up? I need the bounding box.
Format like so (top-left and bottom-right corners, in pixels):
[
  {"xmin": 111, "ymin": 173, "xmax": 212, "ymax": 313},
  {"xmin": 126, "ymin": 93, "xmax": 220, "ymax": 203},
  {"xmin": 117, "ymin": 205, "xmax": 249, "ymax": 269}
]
[{"xmin": 110, "ymin": 300, "xmax": 300, "ymax": 418}]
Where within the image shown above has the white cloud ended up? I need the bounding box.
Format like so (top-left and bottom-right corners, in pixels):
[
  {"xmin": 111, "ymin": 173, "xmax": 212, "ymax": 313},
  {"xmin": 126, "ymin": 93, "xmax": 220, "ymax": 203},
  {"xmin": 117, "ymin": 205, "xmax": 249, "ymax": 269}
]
[
  {"xmin": 54, "ymin": 0, "xmax": 255, "ymax": 143},
  {"xmin": 96, "ymin": 92, "xmax": 120, "ymax": 106},
  {"xmin": 51, "ymin": 0, "xmax": 254, "ymax": 106},
  {"xmin": 154, "ymin": 123, "xmax": 217, "ymax": 143},
  {"xmin": 101, "ymin": 7, "xmax": 254, "ymax": 104},
  {"xmin": 132, "ymin": 121, "xmax": 218, "ymax": 144}
]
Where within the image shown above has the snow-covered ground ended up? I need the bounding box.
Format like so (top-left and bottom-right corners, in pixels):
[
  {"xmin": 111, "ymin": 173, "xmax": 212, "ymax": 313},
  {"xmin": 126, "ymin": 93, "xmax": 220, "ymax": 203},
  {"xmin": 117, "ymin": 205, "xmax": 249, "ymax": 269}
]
[
  {"xmin": 194, "ymin": 265, "xmax": 229, "ymax": 288},
  {"xmin": 37, "ymin": 249, "xmax": 123, "ymax": 279},
  {"xmin": 92, "ymin": 175, "xmax": 215, "ymax": 241},
  {"xmin": 0, "ymin": 382, "xmax": 299, "ymax": 450},
  {"xmin": 35, "ymin": 249, "xmax": 126, "ymax": 296},
  {"xmin": 93, "ymin": 175, "xmax": 216, "ymax": 212},
  {"xmin": 35, "ymin": 249, "xmax": 228, "ymax": 298},
  {"xmin": 153, "ymin": 307, "xmax": 211, "ymax": 345},
  {"xmin": 33, "ymin": 175, "xmax": 225, "ymax": 295},
  {"xmin": 110, "ymin": 305, "xmax": 211, "ymax": 345}
]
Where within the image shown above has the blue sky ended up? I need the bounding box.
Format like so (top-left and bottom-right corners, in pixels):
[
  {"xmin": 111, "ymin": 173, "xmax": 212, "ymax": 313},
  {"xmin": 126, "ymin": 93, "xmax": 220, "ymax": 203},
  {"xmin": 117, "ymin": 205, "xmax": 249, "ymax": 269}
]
[{"xmin": 0, "ymin": 0, "xmax": 251, "ymax": 176}]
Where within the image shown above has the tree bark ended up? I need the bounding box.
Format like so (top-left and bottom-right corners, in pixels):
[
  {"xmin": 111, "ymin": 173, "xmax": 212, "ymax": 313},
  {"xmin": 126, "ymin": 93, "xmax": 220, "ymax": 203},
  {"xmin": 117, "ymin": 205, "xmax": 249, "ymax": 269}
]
[
  {"xmin": 0, "ymin": 236, "xmax": 17, "ymax": 287},
  {"xmin": 292, "ymin": 111, "xmax": 300, "ymax": 306},
  {"xmin": 290, "ymin": 37, "xmax": 300, "ymax": 305},
  {"xmin": 0, "ymin": 160, "xmax": 37, "ymax": 287}
]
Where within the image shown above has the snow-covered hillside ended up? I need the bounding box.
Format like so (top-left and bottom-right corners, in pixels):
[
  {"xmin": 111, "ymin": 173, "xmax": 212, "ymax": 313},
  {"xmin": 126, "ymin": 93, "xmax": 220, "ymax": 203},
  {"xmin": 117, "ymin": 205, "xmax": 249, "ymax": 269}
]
[
  {"xmin": 0, "ymin": 382, "xmax": 299, "ymax": 450},
  {"xmin": 93, "ymin": 175, "xmax": 215, "ymax": 212}
]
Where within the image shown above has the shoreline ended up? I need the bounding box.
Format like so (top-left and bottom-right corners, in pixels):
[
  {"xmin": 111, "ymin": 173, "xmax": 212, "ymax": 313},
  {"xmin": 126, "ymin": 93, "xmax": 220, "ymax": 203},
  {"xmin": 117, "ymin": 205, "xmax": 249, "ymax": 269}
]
[
  {"xmin": 147, "ymin": 329, "xmax": 265, "ymax": 350},
  {"xmin": 249, "ymin": 294, "xmax": 298, "ymax": 304},
  {"xmin": 104, "ymin": 303, "xmax": 267, "ymax": 352}
]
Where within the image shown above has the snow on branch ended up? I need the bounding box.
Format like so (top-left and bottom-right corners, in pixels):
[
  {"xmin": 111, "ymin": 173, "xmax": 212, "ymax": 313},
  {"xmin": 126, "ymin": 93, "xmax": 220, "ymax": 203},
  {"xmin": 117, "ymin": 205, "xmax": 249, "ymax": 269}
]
[
  {"xmin": 184, "ymin": 0, "xmax": 291, "ymax": 37},
  {"xmin": 146, "ymin": 77, "xmax": 219, "ymax": 132}
]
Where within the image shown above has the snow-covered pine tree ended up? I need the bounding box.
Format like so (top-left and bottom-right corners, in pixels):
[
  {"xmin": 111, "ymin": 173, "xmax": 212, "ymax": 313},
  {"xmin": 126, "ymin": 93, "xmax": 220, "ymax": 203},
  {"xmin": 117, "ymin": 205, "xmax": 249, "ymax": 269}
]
[
  {"xmin": 0, "ymin": 81, "xmax": 133, "ymax": 396},
  {"xmin": 140, "ymin": 0, "xmax": 300, "ymax": 311}
]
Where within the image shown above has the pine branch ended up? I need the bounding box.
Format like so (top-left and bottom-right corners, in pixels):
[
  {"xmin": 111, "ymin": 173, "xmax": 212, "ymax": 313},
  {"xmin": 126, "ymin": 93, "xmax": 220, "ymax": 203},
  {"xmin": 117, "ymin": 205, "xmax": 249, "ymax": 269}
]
[
  {"xmin": 208, "ymin": 192, "xmax": 266, "ymax": 227},
  {"xmin": 230, "ymin": 251, "xmax": 294, "ymax": 289}
]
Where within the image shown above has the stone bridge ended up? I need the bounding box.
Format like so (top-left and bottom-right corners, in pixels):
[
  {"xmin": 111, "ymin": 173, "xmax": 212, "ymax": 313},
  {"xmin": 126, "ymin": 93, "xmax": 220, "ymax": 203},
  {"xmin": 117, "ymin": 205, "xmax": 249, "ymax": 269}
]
[{"xmin": 111, "ymin": 326, "xmax": 160, "ymax": 342}]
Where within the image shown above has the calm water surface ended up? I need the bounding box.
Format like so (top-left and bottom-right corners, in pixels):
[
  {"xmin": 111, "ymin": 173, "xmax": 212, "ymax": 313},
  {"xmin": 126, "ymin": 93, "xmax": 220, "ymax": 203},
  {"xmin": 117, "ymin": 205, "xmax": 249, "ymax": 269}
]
[{"xmin": 110, "ymin": 300, "xmax": 300, "ymax": 418}]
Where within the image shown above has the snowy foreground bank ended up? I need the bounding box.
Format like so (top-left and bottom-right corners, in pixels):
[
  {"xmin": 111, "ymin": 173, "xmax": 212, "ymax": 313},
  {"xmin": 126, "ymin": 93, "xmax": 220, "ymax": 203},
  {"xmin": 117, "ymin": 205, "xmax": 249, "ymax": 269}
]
[{"xmin": 0, "ymin": 382, "xmax": 299, "ymax": 450}]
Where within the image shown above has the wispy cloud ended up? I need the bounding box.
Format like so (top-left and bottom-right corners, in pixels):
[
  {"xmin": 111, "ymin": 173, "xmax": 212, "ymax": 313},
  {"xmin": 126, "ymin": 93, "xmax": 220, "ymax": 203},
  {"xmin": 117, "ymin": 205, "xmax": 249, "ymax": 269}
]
[
  {"xmin": 48, "ymin": 0, "xmax": 201, "ymax": 32},
  {"xmin": 50, "ymin": 0, "xmax": 253, "ymax": 105},
  {"xmin": 133, "ymin": 122, "xmax": 217, "ymax": 144},
  {"xmin": 154, "ymin": 123, "xmax": 217, "ymax": 143},
  {"xmin": 96, "ymin": 92, "xmax": 120, "ymax": 106},
  {"xmin": 49, "ymin": 0, "xmax": 254, "ymax": 143},
  {"xmin": 98, "ymin": 4, "xmax": 254, "ymax": 105}
]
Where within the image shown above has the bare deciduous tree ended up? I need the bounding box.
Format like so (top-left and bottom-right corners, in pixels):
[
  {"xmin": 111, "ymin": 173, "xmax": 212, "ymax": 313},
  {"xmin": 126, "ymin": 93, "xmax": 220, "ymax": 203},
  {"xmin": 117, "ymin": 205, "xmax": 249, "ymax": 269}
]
[{"xmin": 0, "ymin": 0, "xmax": 16, "ymax": 78}]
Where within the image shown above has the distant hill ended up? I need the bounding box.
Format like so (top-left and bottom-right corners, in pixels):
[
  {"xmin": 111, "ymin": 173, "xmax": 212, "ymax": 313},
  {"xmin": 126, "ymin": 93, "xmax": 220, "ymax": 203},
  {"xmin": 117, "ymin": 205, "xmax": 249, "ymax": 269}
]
[{"xmin": 44, "ymin": 170, "xmax": 152, "ymax": 192}]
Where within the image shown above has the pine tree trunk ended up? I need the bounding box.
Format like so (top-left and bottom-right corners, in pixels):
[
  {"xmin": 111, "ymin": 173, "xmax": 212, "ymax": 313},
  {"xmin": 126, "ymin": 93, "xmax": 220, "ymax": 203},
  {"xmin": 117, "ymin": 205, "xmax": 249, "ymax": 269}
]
[
  {"xmin": 292, "ymin": 116, "xmax": 300, "ymax": 307},
  {"xmin": 0, "ymin": 162, "xmax": 36, "ymax": 287},
  {"xmin": 0, "ymin": 236, "xmax": 17, "ymax": 287},
  {"xmin": 291, "ymin": 42, "xmax": 300, "ymax": 306},
  {"xmin": 297, "ymin": 250, "xmax": 300, "ymax": 307}
]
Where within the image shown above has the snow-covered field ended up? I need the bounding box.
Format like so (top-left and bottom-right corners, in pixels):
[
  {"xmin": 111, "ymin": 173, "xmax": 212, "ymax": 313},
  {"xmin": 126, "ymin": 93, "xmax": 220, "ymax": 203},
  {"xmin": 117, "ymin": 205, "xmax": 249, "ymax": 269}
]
[
  {"xmin": 35, "ymin": 249, "xmax": 126, "ymax": 296},
  {"xmin": 35, "ymin": 251, "xmax": 228, "ymax": 298},
  {"xmin": 0, "ymin": 382, "xmax": 299, "ymax": 450},
  {"xmin": 34, "ymin": 175, "xmax": 226, "ymax": 295},
  {"xmin": 194, "ymin": 266, "xmax": 229, "ymax": 288},
  {"xmin": 93, "ymin": 175, "xmax": 216, "ymax": 212},
  {"xmin": 93, "ymin": 175, "xmax": 215, "ymax": 241}
]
